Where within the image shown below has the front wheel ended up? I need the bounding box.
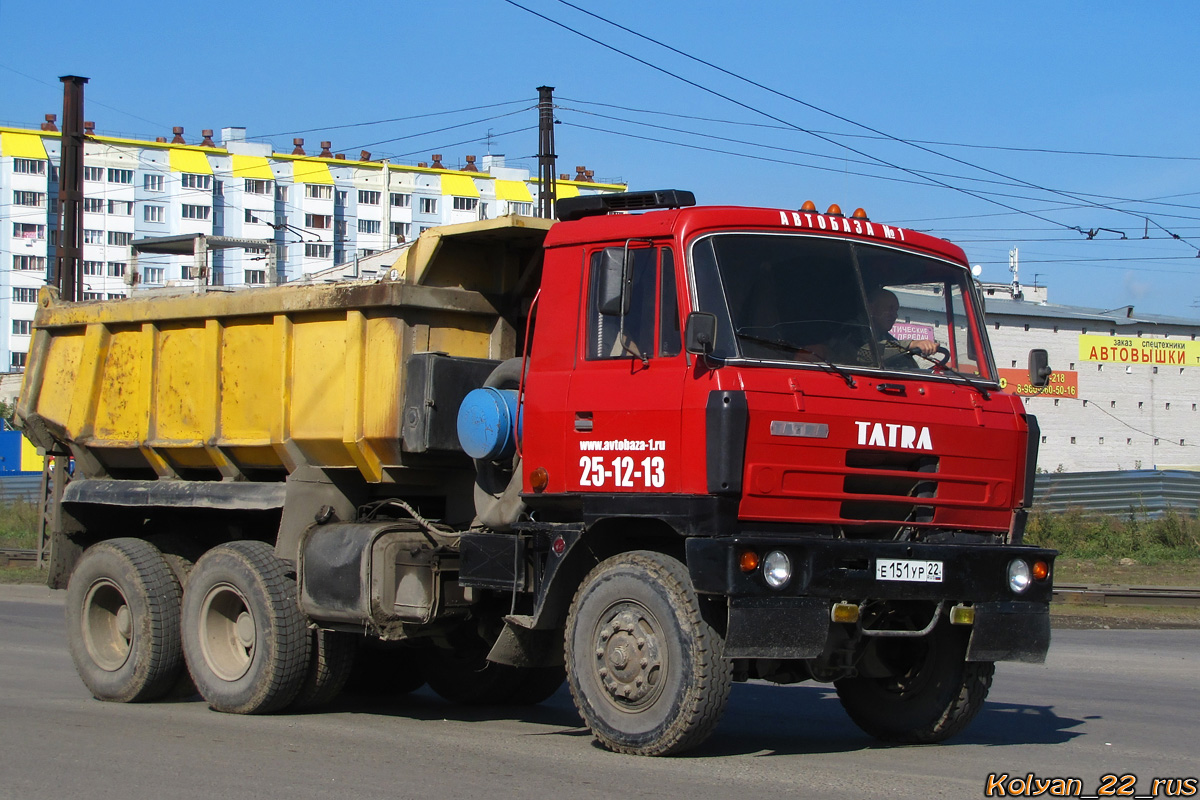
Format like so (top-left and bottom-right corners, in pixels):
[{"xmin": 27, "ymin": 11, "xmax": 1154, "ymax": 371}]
[
  {"xmin": 565, "ymin": 551, "xmax": 732, "ymax": 756},
  {"xmin": 835, "ymin": 622, "xmax": 994, "ymax": 743}
]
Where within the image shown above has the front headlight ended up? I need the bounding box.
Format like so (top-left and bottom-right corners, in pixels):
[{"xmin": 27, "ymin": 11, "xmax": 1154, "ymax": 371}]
[
  {"xmin": 1008, "ymin": 559, "xmax": 1032, "ymax": 594},
  {"xmin": 763, "ymin": 550, "xmax": 792, "ymax": 589}
]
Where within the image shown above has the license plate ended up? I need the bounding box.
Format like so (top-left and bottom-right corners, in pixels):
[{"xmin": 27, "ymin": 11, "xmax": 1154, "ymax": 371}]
[{"xmin": 876, "ymin": 558, "xmax": 944, "ymax": 583}]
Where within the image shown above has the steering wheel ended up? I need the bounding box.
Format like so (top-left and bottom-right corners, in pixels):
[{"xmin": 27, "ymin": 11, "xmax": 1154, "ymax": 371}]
[{"xmin": 922, "ymin": 346, "xmax": 951, "ymax": 369}]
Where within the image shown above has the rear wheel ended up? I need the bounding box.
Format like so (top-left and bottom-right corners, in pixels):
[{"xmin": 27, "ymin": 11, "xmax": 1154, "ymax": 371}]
[
  {"xmin": 289, "ymin": 629, "xmax": 356, "ymax": 710},
  {"xmin": 64, "ymin": 538, "xmax": 184, "ymax": 703},
  {"xmin": 835, "ymin": 622, "xmax": 994, "ymax": 743},
  {"xmin": 181, "ymin": 541, "xmax": 310, "ymax": 714},
  {"xmin": 565, "ymin": 551, "xmax": 732, "ymax": 756}
]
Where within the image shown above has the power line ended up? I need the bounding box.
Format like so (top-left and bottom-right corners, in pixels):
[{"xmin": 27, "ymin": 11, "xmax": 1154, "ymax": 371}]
[
  {"xmin": 532, "ymin": 0, "xmax": 1200, "ymax": 251},
  {"xmin": 253, "ymin": 98, "xmax": 536, "ymax": 139}
]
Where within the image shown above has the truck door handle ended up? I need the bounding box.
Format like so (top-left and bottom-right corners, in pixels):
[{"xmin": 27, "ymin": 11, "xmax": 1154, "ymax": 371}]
[{"xmin": 574, "ymin": 412, "xmax": 593, "ymax": 432}]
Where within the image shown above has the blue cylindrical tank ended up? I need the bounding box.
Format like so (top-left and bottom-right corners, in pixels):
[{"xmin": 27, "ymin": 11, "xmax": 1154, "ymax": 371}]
[{"xmin": 456, "ymin": 388, "xmax": 520, "ymax": 461}]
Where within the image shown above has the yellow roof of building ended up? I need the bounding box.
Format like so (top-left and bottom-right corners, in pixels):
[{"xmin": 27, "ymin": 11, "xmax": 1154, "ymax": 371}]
[
  {"xmin": 1, "ymin": 131, "xmax": 48, "ymax": 159},
  {"xmin": 231, "ymin": 154, "xmax": 274, "ymax": 180},
  {"xmin": 440, "ymin": 173, "xmax": 480, "ymax": 198},
  {"xmin": 494, "ymin": 179, "xmax": 533, "ymax": 202},
  {"xmin": 168, "ymin": 148, "xmax": 213, "ymax": 174}
]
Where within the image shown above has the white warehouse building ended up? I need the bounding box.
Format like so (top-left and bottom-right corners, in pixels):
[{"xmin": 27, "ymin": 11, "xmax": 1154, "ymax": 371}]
[{"xmin": 0, "ymin": 121, "xmax": 623, "ymax": 372}]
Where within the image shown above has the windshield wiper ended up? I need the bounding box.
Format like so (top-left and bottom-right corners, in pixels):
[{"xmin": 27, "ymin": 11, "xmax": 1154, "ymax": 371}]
[
  {"xmin": 735, "ymin": 330, "xmax": 857, "ymax": 388},
  {"xmin": 911, "ymin": 350, "xmax": 992, "ymax": 399}
]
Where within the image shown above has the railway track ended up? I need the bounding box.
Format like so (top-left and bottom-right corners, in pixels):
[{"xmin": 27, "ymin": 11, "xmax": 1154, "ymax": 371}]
[{"xmin": 2, "ymin": 549, "xmax": 1198, "ymax": 608}]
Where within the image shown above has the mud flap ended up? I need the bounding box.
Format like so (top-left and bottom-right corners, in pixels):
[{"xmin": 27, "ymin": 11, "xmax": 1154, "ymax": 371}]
[
  {"xmin": 724, "ymin": 596, "xmax": 830, "ymax": 659},
  {"xmin": 967, "ymin": 600, "xmax": 1050, "ymax": 663}
]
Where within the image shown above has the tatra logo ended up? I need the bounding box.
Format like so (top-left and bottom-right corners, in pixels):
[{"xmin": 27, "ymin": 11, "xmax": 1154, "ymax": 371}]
[{"xmin": 855, "ymin": 421, "xmax": 933, "ymax": 451}]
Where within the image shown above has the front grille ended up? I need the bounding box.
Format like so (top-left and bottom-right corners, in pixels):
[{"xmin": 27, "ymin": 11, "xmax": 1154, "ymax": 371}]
[{"xmin": 841, "ymin": 451, "xmax": 938, "ymax": 525}]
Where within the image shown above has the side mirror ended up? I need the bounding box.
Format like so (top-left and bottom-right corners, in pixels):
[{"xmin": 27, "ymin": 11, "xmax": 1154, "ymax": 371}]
[
  {"xmin": 1028, "ymin": 348, "xmax": 1052, "ymax": 387},
  {"xmin": 596, "ymin": 247, "xmax": 631, "ymax": 316},
  {"xmin": 684, "ymin": 312, "xmax": 717, "ymax": 355}
]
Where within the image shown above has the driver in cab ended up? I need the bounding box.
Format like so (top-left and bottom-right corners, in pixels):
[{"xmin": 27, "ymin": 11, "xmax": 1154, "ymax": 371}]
[{"xmin": 858, "ymin": 288, "xmax": 939, "ymax": 368}]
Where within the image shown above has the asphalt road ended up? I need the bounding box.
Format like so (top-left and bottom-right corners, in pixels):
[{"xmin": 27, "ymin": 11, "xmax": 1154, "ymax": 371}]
[{"xmin": 2, "ymin": 584, "xmax": 1197, "ymax": 800}]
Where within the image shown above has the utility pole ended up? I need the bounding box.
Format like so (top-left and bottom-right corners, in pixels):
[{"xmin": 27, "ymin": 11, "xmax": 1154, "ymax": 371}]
[
  {"xmin": 54, "ymin": 75, "xmax": 88, "ymax": 302},
  {"xmin": 536, "ymin": 86, "xmax": 556, "ymax": 219}
]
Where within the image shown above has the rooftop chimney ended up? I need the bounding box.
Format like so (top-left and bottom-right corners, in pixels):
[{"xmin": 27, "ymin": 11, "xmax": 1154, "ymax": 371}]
[
  {"xmin": 559, "ymin": 173, "xmax": 570, "ymax": 181},
  {"xmin": 292, "ymin": 138, "xmax": 305, "ymax": 155},
  {"xmin": 574, "ymin": 165, "xmax": 587, "ymax": 181},
  {"xmin": 319, "ymin": 141, "xmax": 333, "ymax": 158},
  {"xmin": 584, "ymin": 169, "xmax": 595, "ymax": 182},
  {"xmin": 418, "ymin": 162, "xmax": 428, "ymax": 168},
  {"xmin": 200, "ymin": 129, "xmax": 216, "ymax": 147},
  {"xmin": 462, "ymin": 155, "xmax": 479, "ymax": 172},
  {"xmin": 221, "ymin": 127, "xmax": 247, "ymax": 145},
  {"xmin": 171, "ymin": 126, "xmax": 186, "ymax": 144},
  {"xmin": 42, "ymin": 114, "xmax": 58, "ymax": 132},
  {"xmin": 334, "ymin": 153, "xmax": 345, "ymax": 160},
  {"xmin": 430, "ymin": 154, "xmax": 444, "ymax": 169},
  {"xmin": 359, "ymin": 150, "xmax": 371, "ymax": 161},
  {"xmin": 83, "ymin": 121, "xmax": 95, "ymax": 136},
  {"xmin": 155, "ymin": 136, "xmax": 167, "ymax": 143}
]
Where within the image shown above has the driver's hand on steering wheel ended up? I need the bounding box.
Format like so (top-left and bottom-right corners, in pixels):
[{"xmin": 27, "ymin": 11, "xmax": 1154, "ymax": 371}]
[{"xmin": 905, "ymin": 339, "xmax": 939, "ymax": 355}]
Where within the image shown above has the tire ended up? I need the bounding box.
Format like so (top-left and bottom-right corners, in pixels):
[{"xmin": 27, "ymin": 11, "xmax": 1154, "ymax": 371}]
[
  {"xmin": 64, "ymin": 538, "xmax": 184, "ymax": 703},
  {"xmin": 289, "ymin": 629, "xmax": 356, "ymax": 710},
  {"xmin": 835, "ymin": 622, "xmax": 995, "ymax": 744},
  {"xmin": 509, "ymin": 666, "xmax": 566, "ymax": 706},
  {"xmin": 181, "ymin": 541, "xmax": 310, "ymax": 714},
  {"xmin": 565, "ymin": 551, "xmax": 732, "ymax": 756}
]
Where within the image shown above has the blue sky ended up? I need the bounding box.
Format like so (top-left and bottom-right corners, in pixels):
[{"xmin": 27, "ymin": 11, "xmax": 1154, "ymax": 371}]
[{"xmin": 2, "ymin": 0, "xmax": 1198, "ymax": 318}]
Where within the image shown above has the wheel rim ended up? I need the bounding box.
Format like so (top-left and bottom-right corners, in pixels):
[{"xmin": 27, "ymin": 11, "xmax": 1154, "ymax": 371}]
[
  {"xmin": 590, "ymin": 600, "xmax": 666, "ymax": 711},
  {"xmin": 82, "ymin": 579, "xmax": 133, "ymax": 672},
  {"xmin": 198, "ymin": 582, "xmax": 256, "ymax": 682}
]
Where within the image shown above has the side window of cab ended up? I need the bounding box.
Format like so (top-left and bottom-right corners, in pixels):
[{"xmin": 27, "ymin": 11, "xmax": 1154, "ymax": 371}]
[{"xmin": 586, "ymin": 246, "xmax": 658, "ymax": 360}]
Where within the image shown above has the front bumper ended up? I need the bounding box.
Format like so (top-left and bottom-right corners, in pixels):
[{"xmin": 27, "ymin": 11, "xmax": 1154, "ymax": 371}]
[{"xmin": 686, "ymin": 536, "xmax": 1054, "ymax": 663}]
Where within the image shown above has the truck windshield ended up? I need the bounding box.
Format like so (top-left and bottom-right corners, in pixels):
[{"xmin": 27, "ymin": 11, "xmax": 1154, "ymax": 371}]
[{"xmin": 690, "ymin": 233, "xmax": 994, "ymax": 380}]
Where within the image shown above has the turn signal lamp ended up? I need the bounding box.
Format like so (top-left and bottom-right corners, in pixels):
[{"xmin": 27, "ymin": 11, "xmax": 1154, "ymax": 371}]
[
  {"xmin": 831, "ymin": 602, "xmax": 860, "ymax": 624},
  {"xmin": 800, "ymin": 200, "xmax": 817, "ymax": 212},
  {"xmin": 1032, "ymin": 560, "xmax": 1050, "ymax": 581},
  {"xmin": 530, "ymin": 466, "xmax": 549, "ymax": 492},
  {"xmin": 739, "ymin": 550, "xmax": 760, "ymax": 573},
  {"xmin": 852, "ymin": 208, "xmax": 869, "ymax": 220},
  {"xmin": 826, "ymin": 203, "xmax": 843, "ymax": 217}
]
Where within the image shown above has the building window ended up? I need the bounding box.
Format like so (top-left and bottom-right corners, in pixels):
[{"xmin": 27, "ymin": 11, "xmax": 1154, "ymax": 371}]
[
  {"xmin": 108, "ymin": 199, "xmax": 134, "ymax": 216},
  {"xmin": 12, "ymin": 320, "xmax": 32, "ymax": 336},
  {"xmin": 83, "ymin": 166, "xmax": 104, "ymax": 182},
  {"xmin": 108, "ymin": 231, "xmax": 133, "ymax": 246},
  {"xmin": 83, "ymin": 197, "xmax": 104, "ymax": 213},
  {"xmin": 245, "ymin": 269, "xmax": 266, "ymax": 285},
  {"xmin": 10, "ymin": 352, "xmax": 26, "ymax": 370},
  {"xmin": 304, "ymin": 184, "xmax": 332, "ymax": 199},
  {"xmin": 334, "ymin": 220, "xmax": 347, "ymax": 237},
  {"xmin": 390, "ymin": 192, "xmax": 411, "ymax": 208},
  {"xmin": 452, "ymin": 196, "xmax": 478, "ymax": 212},
  {"xmin": 1153, "ymin": 366, "xmax": 1159, "ymax": 374},
  {"xmin": 13, "ymin": 158, "xmax": 46, "ymax": 175},
  {"xmin": 336, "ymin": 190, "xmax": 347, "ymax": 205},
  {"xmin": 304, "ymin": 243, "xmax": 332, "ymax": 258},
  {"xmin": 12, "ymin": 191, "xmax": 46, "ymax": 207},
  {"xmin": 359, "ymin": 249, "xmax": 377, "ymax": 257},
  {"xmin": 83, "ymin": 260, "xmax": 103, "ymax": 275},
  {"xmin": 13, "ymin": 288, "xmax": 39, "ymax": 303},
  {"xmin": 1111, "ymin": 401, "xmax": 1116, "ymax": 408},
  {"xmin": 275, "ymin": 185, "xmax": 289, "ymax": 202},
  {"xmin": 1070, "ymin": 437, "xmax": 1075, "ymax": 444},
  {"xmin": 181, "ymin": 173, "xmax": 211, "ymax": 190},
  {"xmin": 1127, "ymin": 438, "xmax": 1132, "ymax": 445},
  {"xmin": 107, "ymin": 262, "xmax": 127, "ymax": 277},
  {"xmin": 418, "ymin": 197, "xmax": 438, "ymax": 214},
  {"xmin": 182, "ymin": 204, "xmax": 211, "ymax": 220},
  {"xmin": 143, "ymin": 267, "xmax": 164, "ymax": 284},
  {"xmin": 1023, "ymin": 324, "xmax": 1029, "ymax": 331},
  {"xmin": 389, "ymin": 221, "xmax": 411, "ymax": 240},
  {"xmin": 1138, "ymin": 402, "xmax": 1144, "ymax": 409},
  {"xmin": 1154, "ymin": 439, "xmax": 1160, "ymax": 446},
  {"xmin": 244, "ymin": 179, "xmax": 272, "ymax": 195},
  {"xmin": 107, "ymin": 292, "xmax": 125, "ymax": 300},
  {"xmin": 1053, "ymin": 399, "xmax": 1059, "ymax": 407},
  {"xmin": 305, "ymin": 214, "xmax": 331, "ymax": 229},
  {"xmin": 107, "ymin": 168, "xmax": 134, "ymax": 184},
  {"xmin": 1010, "ymin": 360, "xmax": 1017, "ymax": 368},
  {"xmin": 83, "ymin": 230, "xmax": 104, "ymax": 246},
  {"xmin": 12, "ymin": 223, "xmax": 45, "ymax": 240},
  {"xmin": 144, "ymin": 204, "xmax": 164, "ymax": 223},
  {"xmin": 358, "ymin": 219, "xmax": 381, "ymax": 234},
  {"xmin": 510, "ymin": 201, "xmax": 533, "ymax": 216},
  {"xmin": 1040, "ymin": 435, "xmax": 1046, "ymax": 444},
  {"xmin": 145, "ymin": 173, "xmax": 164, "ymax": 192},
  {"xmin": 1166, "ymin": 402, "xmax": 1171, "ymax": 410},
  {"xmin": 12, "ymin": 255, "xmax": 46, "ymax": 272},
  {"xmin": 358, "ymin": 190, "xmax": 381, "ymax": 205},
  {"xmin": 1099, "ymin": 437, "xmax": 1104, "ymax": 445},
  {"xmin": 245, "ymin": 209, "xmax": 262, "ymax": 224},
  {"xmin": 83, "ymin": 291, "xmax": 103, "ymax": 300},
  {"xmin": 1069, "ymin": 362, "xmax": 1074, "ymax": 370}
]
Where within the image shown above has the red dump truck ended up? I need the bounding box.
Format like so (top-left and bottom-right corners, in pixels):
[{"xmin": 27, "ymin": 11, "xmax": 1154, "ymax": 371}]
[{"xmin": 18, "ymin": 190, "xmax": 1054, "ymax": 755}]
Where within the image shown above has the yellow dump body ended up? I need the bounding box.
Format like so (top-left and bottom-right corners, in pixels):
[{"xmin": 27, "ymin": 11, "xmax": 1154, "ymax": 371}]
[{"xmin": 16, "ymin": 216, "xmax": 552, "ymax": 484}]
